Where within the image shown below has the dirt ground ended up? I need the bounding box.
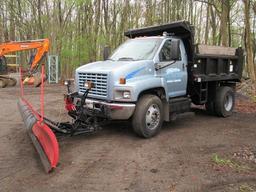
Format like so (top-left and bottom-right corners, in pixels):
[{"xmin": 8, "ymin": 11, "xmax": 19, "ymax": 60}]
[{"xmin": 0, "ymin": 85, "xmax": 256, "ymax": 192}]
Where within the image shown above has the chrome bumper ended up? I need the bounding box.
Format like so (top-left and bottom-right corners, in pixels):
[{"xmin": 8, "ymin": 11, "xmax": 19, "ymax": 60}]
[{"xmin": 84, "ymin": 98, "xmax": 135, "ymax": 120}]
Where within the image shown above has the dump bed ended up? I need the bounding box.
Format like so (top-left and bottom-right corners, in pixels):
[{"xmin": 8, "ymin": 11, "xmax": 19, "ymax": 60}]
[{"xmin": 193, "ymin": 45, "xmax": 244, "ymax": 82}]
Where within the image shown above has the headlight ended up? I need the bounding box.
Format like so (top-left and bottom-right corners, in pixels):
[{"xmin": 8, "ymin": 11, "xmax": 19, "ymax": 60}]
[
  {"xmin": 123, "ymin": 91, "xmax": 131, "ymax": 99},
  {"xmin": 64, "ymin": 79, "xmax": 73, "ymax": 86},
  {"xmin": 115, "ymin": 90, "xmax": 131, "ymax": 100},
  {"xmin": 84, "ymin": 81, "xmax": 94, "ymax": 90},
  {"xmin": 84, "ymin": 82, "xmax": 89, "ymax": 88}
]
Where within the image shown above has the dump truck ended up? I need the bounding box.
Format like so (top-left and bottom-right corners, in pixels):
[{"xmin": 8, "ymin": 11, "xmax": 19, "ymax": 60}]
[
  {"xmin": 18, "ymin": 21, "xmax": 244, "ymax": 172},
  {"xmin": 72, "ymin": 20, "xmax": 243, "ymax": 137}
]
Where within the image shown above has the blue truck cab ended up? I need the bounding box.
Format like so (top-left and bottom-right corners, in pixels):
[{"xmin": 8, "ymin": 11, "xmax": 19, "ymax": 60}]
[{"xmin": 71, "ymin": 21, "xmax": 244, "ymax": 138}]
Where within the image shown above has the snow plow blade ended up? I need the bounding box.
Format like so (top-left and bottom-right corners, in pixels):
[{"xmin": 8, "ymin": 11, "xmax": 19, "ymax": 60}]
[{"xmin": 17, "ymin": 99, "xmax": 59, "ymax": 173}]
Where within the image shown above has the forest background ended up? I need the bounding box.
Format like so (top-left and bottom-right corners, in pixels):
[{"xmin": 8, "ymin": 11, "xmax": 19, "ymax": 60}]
[{"xmin": 0, "ymin": 0, "xmax": 255, "ymax": 81}]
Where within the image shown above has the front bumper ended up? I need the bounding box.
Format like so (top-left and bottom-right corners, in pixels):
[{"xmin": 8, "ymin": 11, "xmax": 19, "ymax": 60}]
[{"xmin": 83, "ymin": 98, "xmax": 136, "ymax": 120}]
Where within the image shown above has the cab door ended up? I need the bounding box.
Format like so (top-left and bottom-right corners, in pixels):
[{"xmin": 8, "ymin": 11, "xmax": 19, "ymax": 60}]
[{"xmin": 156, "ymin": 39, "xmax": 188, "ymax": 98}]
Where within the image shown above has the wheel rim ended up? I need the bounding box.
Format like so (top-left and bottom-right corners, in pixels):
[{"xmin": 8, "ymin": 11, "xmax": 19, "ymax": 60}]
[
  {"xmin": 145, "ymin": 104, "xmax": 160, "ymax": 130},
  {"xmin": 224, "ymin": 93, "xmax": 233, "ymax": 111}
]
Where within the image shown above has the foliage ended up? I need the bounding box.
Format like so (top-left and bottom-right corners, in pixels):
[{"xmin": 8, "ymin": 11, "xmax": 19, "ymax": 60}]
[
  {"xmin": 0, "ymin": 0, "xmax": 255, "ymax": 79},
  {"xmin": 239, "ymin": 184, "xmax": 255, "ymax": 192},
  {"xmin": 212, "ymin": 154, "xmax": 251, "ymax": 171}
]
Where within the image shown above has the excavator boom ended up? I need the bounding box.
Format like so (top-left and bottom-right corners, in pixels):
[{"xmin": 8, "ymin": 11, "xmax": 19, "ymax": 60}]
[
  {"xmin": 0, "ymin": 39, "xmax": 50, "ymax": 87},
  {"xmin": 0, "ymin": 39, "xmax": 49, "ymax": 71}
]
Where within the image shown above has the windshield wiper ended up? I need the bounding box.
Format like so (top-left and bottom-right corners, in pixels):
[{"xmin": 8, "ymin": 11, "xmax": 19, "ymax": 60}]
[{"xmin": 118, "ymin": 57, "xmax": 135, "ymax": 61}]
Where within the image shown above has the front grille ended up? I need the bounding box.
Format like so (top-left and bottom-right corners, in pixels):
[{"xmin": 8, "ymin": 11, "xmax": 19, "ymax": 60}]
[{"xmin": 78, "ymin": 72, "xmax": 108, "ymax": 97}]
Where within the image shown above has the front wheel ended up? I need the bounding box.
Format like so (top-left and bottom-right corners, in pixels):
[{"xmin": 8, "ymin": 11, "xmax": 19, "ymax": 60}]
[{"xmin": 132, "ymin": 94, "xmax": 163, "ymax": 138}]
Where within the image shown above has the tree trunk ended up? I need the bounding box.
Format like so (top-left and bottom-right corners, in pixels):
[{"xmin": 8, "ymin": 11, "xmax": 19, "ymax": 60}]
[
  {"xmin": 8, "ymin": 0, "xmax": 16, "ymax": 41},
  {"xmin": 243, "ymin": 0, "xmax": 256, "ymax": 81},
  {"xmin": 220, "ymin": 1, "xmax": 229, "ymax": 46},
  {"xmin": 210, "ymin": 5, "xmax": 217, "ymax": 45},
  {"xmin": 204, "ymin": 3, "xmax": 210, "ymax": 44}
]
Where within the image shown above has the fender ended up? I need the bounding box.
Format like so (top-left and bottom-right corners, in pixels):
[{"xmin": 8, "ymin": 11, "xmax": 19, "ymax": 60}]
[{"xmin": 125, "ymin": 75, "xmax": 169, "ymax": 102}]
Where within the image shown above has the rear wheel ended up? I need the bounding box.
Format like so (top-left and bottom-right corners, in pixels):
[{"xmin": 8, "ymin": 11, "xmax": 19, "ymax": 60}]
[
  {"xmin": 132, "ymin": 94, "xmax": 163, "ymax": 138},
  {"xmin": 214, "ymin": 86, "xmax": 235, "ymax": 117}
]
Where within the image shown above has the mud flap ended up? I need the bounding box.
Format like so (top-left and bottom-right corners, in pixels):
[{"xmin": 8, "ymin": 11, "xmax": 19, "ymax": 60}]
[{"xmin": 17, "ymin": 99, "xmax": 59, "ymax": 173}]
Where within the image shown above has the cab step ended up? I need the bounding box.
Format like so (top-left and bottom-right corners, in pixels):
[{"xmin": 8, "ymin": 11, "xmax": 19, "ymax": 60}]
[{"xmin": 169, "ymin": 97, "xmax": 191, "ymax": 114}]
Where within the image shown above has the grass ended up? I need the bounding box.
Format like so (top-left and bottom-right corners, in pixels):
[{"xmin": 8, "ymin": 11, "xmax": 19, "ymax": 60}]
[
  {"xmin": 212, "ymin": 154, "xmax": 251, "ymax": 171},
  {"xmin": 251, "ymin": 95, "xmax": 256, "ymax": 103},
  {"xmin": 239, "ymin": 184, "xmax": 255, "ymax": 192}
]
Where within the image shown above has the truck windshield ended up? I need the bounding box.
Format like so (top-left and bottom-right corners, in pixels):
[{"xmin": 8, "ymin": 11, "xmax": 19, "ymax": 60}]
[{"xmin": 110, "ymin": 38, "xmax": 162, "ymax": 61}]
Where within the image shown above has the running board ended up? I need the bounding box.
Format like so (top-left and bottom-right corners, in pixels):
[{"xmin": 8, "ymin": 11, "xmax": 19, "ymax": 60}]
[{"xmin": 169, "ymin": 97, "xmax": 191, "ymax": 114}]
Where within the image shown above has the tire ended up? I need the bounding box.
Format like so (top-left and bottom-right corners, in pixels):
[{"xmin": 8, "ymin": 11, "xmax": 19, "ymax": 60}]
[
  {"xmin": 132, "ymin": 94, "xmax": 163, "ymax": 138},
  {"xmin": 0, "ymin": 79, "xmax": 7, "ymax": 88},
  {"xmin": 214, "ymin": 86, "xmax": 235, "ymax": 117},
  {"xmin": 7, "ymin": 78, "xmax": 17, "ymax": 87}
]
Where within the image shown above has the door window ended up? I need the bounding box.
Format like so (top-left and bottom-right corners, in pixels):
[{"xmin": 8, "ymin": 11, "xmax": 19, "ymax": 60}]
[{"xmin": 159, "ymin": 40, "xmax": 181, "ymax": 62}]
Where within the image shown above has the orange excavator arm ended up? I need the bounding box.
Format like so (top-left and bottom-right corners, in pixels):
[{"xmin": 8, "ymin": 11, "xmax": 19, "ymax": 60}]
[{"xmin": 0, "ymin": 39, "xmax": 50, "ymax": 71}]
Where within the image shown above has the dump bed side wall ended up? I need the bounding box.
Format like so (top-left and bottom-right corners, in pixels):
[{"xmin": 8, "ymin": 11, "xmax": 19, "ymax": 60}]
[
  {"xmin": 189, "ymin": 45, "xmax": 244, "ymax": 105},
  {"xmin": 191, "ymin": 46, "xmax": 244, "ymax": 82}
]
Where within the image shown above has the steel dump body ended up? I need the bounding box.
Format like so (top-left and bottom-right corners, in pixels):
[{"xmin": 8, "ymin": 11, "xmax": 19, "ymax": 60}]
[{"xmin": 193, "ymin": 45, "xmax": 244, "ymax": 82}]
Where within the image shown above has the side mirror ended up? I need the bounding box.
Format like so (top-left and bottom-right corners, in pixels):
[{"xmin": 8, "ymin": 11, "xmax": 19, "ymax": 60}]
[
  {"xmin": 103, "ymin": 46, "xmax": 111, "ymax": 60},
  {"xmin": 170, "ymin": 40, "xmax": 180, "ymax": 60}
]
